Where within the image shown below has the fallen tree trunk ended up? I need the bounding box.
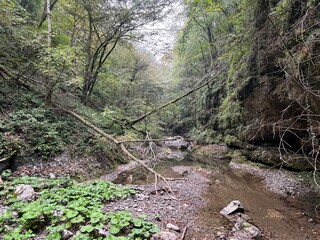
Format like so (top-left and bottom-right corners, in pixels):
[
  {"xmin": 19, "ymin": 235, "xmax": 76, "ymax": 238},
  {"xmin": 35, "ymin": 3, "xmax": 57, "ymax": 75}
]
[
  {"xmin": 119, "ymin": 137, "xmax": 182, "ymax": 144},
  {"xmin": 58, "ymin": 106, "xmax": 182, "ymax": 192},
  {"xmin": 128, "ymin": 64, "xmax": 227, "ymax": 126}
]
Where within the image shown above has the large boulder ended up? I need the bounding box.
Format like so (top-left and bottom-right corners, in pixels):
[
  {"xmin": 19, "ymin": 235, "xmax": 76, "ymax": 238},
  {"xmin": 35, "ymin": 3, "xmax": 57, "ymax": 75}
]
[{"xmin": 192, "ymin": 144, "xmax": 230, "ymax": 160}]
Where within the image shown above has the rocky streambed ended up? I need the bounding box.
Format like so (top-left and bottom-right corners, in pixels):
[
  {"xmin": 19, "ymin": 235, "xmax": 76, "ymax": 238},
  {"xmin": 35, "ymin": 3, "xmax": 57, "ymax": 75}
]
[{"xmin": 104, "ymin": 144, "xmax": 320, "ymax": 240}]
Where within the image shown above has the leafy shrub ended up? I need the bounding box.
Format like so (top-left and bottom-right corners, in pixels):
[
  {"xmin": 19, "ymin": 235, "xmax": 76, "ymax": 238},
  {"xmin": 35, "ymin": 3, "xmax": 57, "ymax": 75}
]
[
  {"xmin": 190, "ymin": 127, "xmax": 223, "ymax": 144},
  {"xmin": 5, "ymin": 108, "xmax": 70, "ymax": 159}
]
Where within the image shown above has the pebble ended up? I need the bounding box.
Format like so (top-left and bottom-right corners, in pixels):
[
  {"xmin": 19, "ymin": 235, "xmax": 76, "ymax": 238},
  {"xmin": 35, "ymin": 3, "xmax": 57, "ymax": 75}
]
[
  {"xmin": 166, "ymin": 223, "xmax": 180, "ymax": 232},
  {"xmin": 60, "ymin": 230, "xmax": 73, "ymax": 240},
  {"xmin": 308, "ymin": 218, "xmax": 314, "ymax": 223}
]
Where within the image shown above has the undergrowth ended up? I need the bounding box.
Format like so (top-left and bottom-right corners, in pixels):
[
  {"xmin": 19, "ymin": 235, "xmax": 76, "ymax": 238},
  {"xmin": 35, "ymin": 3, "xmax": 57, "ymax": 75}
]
[{"xmin": 0, "ymin": 174, "xmax": 159, "ymax": 239}]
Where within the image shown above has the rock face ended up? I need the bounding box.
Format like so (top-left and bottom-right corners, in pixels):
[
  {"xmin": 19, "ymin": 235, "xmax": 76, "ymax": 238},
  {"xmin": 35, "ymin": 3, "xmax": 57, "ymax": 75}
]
[
  {"xmin": 14, "ymin": 184, "xmax": 35, "ymax": 201},
  {"xmin": 237, "ymin": 2, "xmax": 320, "ymax": 149},
  {"xmin": 198, "ymin": 1, "xmax": 320, "ymax": 170},
  {"xmin": 244, "ymin": 148, "xmax": 314, "ymax": 171}
]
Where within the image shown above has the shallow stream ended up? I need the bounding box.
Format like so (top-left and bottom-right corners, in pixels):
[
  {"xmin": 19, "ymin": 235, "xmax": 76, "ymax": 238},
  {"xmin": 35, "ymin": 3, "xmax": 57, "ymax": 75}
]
[{"xmin": 127, "ymin": 155, "xmax": 320, "ymax": 239}]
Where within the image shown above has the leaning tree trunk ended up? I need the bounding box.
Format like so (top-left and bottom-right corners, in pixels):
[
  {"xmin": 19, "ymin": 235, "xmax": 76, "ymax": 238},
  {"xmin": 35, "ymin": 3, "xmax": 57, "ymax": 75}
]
[
  {"xmin": 56, "ymin": 105, "xmax": 183, "ymax": 192},
  {"xmin": 128, "ymin": 64, "xmax": 227, "ymax": 126}
]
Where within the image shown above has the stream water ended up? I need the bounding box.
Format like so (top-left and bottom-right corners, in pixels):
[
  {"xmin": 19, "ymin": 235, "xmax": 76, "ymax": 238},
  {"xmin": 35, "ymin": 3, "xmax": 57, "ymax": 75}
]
[
  {"xmin": 191, "ymin": 160, "xmax": 320, "ymax": 239},
  {"xmin": 126, "ymin": 155, "xmax": 320, "ymax": 239}
]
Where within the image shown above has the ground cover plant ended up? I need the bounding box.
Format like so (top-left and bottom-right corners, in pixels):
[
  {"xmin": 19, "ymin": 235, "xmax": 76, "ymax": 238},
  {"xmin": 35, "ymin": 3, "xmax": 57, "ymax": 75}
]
[{"xmin": 0, "ymin": 173, "xmax": 159, "ymax": 239}]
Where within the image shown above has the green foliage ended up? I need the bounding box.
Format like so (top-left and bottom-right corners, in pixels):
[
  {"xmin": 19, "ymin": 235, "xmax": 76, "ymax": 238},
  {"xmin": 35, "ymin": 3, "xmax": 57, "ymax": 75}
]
[
  {"xmin": 271, "ymin": 0, "xmax": 291, "ymax": 27},
  {"xmin": 223, "ymin": 134, "xmax": 240, "ymax": 146},
  {"xmin": 5, "ymin": 108, "xmax": 68, "ymax": 159},
  {"xmin": 106, "ymin": 211, "xmax": 160, "ymax": 239},
  {"xmin": 173, "ymin": 0, "xmax": 259, "ymax": 140},
  {"xmin": 0, "ymin": 0, "xmax": 42, "ymax": 78},
  {"xmin": 0, "ymin": 137, "xmax": 20, "ymax": 154},
  {"xmin": 0, "ymin": 176, "xmax": 158, "ymax": 239},
  {"xmin": 35, "ymin": 46, "xmax": 76, "ymax": 79},
  {"xmin": 217, "ymin": 94, "xmax": 242, "ymax": 129},
  {"xmin": 190, "ymin": 127, "xmax": 223, "ymax": 144}
]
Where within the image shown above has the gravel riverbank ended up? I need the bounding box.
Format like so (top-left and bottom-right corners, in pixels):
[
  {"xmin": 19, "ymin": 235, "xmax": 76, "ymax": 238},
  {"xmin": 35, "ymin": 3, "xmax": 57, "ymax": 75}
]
[
  {"xmin": 106, "ymin": 166, "xmax": 211, "ymax": 239},
  {"xmin": 229, "ymin": 161, "xmax": 313, "ymax": 197}
]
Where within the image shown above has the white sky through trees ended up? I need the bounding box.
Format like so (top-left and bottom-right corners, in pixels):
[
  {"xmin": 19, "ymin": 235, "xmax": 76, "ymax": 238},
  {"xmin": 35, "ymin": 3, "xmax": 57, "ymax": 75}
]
[{"xmin": 136, "ymin": 1, "xmax": 185, "ymax": 62}]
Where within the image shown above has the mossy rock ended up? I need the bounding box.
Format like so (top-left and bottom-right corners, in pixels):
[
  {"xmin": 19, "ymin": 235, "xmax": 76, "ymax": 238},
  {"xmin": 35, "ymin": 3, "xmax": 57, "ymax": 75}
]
[
  {"xmin": 227, "ymin": 150, "xmax": 248, "ymax": 164},
  {"xmin": 192, "ymin": 144, "xmax": 230, "ymax": 160},
  {"xmin": 244, "ymin": 148, "xmax": 315, "ymax": 171}
]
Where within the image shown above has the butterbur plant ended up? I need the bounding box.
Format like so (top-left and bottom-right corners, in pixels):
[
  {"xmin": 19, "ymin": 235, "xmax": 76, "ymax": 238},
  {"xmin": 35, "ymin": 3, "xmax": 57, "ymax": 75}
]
[{"xmin": 0, "ymin": 177, "xmax": 159, "ymax": 239}]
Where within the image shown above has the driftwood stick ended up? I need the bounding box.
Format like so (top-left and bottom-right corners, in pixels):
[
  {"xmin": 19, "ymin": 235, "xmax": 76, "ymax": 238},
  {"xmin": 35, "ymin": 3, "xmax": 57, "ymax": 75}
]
[
  {"xmin": 119, "ymin": 137, "xmax": 181, "ymax": 144},
  {"xmin": 181, "ymin": 226, "xmax": 188, "ymax": 240},
  {"xmin": 155, "ymin": 175, "xmax": 158, "ymax": 194}
]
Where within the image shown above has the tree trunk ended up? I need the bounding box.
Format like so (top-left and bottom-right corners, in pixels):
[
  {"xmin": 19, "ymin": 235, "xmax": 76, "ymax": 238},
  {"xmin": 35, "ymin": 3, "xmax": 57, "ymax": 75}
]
[
  {"xmin": 46, "ymin": 0, "xmax": 51, "ymax": 46},
  {"xmin": 82, "ymin": 12, "xmax": 93, "ymax": 104}
]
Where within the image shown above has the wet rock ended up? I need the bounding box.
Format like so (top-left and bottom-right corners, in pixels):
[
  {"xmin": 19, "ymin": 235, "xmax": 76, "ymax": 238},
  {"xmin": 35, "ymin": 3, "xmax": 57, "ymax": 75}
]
[
  {"xmin": 166, "ymin": 223, "xmax": 180, "ymax": 232},
  {"xmin": 60, "ymin": 229, "xmax": 73, "ymax": 240},
  {"xmin": 220, "ymin": 200, "xmax": 244, "ymax": 217},
  {"xmin": 151, "ymin": 231, "xmax": 178, "ymax": 240},
  {"xmin": 15, "ymin": 184, "xmax": 35, "ymax": 201},
  {"xmin": 244, "ymin": 148, "xmax": 314, "ymax": 171},
  {"xmin": 164, "ymin": 136, "xmax": 189, "ymax": 150},
  {"xmin": 229, "ymin": 161, "xmax": 310, "ymax": 196},
  {"xmin": 192, "ymin": 144, "xmax": 230, "ymax": 160},
  {"xmin": 166, "ymin": 150, "xmax": 188, "ymax": 161}
]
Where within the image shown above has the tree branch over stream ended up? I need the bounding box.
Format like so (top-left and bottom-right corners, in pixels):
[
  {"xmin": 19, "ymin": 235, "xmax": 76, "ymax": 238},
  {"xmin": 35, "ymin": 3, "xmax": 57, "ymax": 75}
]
[{"xmin": 128, "ymin": 64, "xmax": 227, "ymax": 126}]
